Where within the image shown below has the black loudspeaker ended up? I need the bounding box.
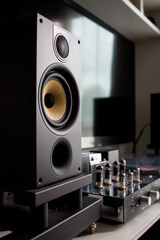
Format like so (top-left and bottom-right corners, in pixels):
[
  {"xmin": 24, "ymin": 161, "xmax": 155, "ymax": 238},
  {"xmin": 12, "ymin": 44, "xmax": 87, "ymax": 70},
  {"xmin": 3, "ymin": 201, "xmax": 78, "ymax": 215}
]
[
  {"xmin": 0, "ymin": 13, "xmax": 81, "ymax": 190},
  {"xmin": 150, "ymin": 93, "xmax": 160, "ymax": 149}
]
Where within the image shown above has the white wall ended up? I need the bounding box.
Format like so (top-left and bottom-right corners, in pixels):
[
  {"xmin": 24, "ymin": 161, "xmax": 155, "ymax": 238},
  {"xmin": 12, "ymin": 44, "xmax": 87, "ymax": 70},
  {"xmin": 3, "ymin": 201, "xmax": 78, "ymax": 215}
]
[{"xmin": 135, "ymin": 37, "xmax": 160, "ymax": 154}]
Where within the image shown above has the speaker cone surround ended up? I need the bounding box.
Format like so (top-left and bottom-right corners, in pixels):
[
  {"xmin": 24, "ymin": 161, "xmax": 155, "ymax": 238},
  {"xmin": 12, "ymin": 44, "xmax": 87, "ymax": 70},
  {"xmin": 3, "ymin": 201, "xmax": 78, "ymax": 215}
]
[{"xmin": 39, "ymin": 63, "xmax": 80, "ymax": 135}]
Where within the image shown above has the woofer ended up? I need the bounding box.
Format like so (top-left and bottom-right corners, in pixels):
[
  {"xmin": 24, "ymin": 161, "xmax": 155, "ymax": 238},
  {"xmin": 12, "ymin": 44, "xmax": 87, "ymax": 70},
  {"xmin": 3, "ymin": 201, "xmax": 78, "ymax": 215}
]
[
  {"xmin": 39, "ymin": 63, "xmax": 80, "ymax": 135},
  {"xmin": 43, "ymin": 79, "xmax": 67, "ymax": 121},
  {"xmin": 41, "ymin": 72, "xmax": 72, "ymax": 129}
]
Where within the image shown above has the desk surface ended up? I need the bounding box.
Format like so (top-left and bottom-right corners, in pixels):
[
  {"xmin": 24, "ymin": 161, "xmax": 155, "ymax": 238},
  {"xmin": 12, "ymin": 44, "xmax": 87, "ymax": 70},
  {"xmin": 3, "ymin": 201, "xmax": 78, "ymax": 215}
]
[{"xmin": 74, "ymin": 201, "xmax": 160, "ymax": 240}]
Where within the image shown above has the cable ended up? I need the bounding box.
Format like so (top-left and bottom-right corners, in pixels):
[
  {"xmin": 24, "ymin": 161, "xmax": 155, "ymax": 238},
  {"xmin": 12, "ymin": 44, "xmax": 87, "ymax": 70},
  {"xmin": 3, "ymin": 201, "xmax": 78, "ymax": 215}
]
[{"xmin": 132, "ymin": 123, "xmax": 150, "ymax": 154}]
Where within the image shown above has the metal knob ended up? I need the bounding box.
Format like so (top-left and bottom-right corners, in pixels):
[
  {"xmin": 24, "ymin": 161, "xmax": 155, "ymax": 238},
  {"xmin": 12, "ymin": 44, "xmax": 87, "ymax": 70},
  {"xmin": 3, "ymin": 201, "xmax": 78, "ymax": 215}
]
[
  {"xmin": 149, "ymin": 190, "xmax": 160, "ymax": 201},
  {"xmin": 140, "ymin": 196, "xmax": 152, "ymax": 207}
]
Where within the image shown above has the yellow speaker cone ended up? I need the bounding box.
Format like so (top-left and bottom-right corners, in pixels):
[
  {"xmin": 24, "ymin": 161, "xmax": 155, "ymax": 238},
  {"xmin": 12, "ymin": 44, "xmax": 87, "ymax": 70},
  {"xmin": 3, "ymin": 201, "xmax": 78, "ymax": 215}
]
[{"xmin": 42, "ymin": 80, "xmax": 67, "ymax": 121}]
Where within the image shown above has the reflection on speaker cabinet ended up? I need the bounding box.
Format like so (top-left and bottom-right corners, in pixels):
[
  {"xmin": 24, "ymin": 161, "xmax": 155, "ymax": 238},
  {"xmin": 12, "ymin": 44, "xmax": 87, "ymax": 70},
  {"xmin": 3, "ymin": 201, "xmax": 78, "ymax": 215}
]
[{"xmin": 0, "ymin": 13, "xmax": 81, "ymax": 190}]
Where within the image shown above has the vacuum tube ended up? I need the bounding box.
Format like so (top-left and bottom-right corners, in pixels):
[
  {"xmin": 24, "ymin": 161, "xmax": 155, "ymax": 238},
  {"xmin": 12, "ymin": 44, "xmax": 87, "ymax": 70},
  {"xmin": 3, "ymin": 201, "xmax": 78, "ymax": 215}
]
[
  {"xmin": 133, "ymin": 167, "xmax": 141, "ymax": 183},
  {"xmin": 104, "ymin": 161, "xmax": 112, "ymax": 185},
  {"xmin": 127, "ymin": 169, "xmax": 133, "ymax": 186},
  {"xmin": 119, "ymin": 157, "xmax": 126, "ymax": 174},
  {"xmin": 95, "ymin": 165, "xmax": 103, "ymax": 189},
  {"xmin": 112, "ymin": 160, "xmax": 119, "ymax": 183},
  {"xmin": 119, "ymin": 171, "xmax": 126, "ymax": 190}
]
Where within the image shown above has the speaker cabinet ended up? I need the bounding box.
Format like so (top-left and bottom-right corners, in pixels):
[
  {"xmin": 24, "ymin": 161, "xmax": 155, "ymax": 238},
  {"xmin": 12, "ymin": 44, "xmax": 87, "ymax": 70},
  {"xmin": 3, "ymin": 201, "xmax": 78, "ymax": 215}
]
[
  {"xmin": 0, "ymin": 13, "xmax": 81, "ymax": 190},
  {"xmin": 150, "ymin": 93, "xmax": 160, "ymax": 149}
]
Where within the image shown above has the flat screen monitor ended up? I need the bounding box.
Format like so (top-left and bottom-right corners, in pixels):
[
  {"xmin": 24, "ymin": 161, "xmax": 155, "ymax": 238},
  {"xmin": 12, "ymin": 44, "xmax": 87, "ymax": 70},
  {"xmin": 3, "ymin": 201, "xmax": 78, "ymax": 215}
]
[{"xmin": 69, "ymin": 4, "xmax": 135, "ymax": 149}]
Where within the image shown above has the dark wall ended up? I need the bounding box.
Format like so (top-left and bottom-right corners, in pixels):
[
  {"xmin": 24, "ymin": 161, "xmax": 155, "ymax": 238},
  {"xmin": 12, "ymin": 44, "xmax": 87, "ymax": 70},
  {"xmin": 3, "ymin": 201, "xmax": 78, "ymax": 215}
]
[{"xmin": 0, "ymin": 1, "xmax": 76, "ymax": 31}]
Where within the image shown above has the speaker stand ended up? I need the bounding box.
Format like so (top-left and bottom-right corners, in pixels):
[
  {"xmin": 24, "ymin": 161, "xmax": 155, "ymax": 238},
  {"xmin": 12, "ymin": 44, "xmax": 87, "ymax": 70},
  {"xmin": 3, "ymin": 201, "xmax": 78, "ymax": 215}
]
[{"xmin": 0, "ymin": 173, "xmax": 101, "ymax": 240}]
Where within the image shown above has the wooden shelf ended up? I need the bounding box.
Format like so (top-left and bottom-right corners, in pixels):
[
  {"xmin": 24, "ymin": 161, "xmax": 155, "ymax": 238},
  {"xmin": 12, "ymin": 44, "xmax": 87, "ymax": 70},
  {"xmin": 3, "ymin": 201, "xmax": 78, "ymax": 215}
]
[{"xmin": 72, "ymin": 0, "xmax": 160, "ymax": 42}]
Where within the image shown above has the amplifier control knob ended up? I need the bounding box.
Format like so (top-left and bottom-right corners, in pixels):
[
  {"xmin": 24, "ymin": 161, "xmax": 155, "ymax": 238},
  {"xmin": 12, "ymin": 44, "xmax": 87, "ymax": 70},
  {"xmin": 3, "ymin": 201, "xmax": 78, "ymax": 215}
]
[
  {"xmin": 140, "ymin": 196, "xmax": 152, "ymax": 206},
  {"xmin": 149, "ymin": 190, "xmax": 160, "ymax": 201}
]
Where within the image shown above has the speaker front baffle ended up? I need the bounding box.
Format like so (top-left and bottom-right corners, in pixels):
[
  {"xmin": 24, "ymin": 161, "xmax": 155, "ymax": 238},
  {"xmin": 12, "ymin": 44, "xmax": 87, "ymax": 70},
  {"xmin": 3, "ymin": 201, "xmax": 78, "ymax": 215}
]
[{"xmin": 0, "ymin": 13, "xmax": 81, "ymax": 190}]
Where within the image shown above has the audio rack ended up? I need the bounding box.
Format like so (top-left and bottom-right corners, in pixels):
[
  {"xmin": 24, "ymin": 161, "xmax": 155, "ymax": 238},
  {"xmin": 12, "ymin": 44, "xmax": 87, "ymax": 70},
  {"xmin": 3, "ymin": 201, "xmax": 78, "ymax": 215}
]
[{"xmin": 0, "ymin": 174, "xmax": 101, "ymax": 239}]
